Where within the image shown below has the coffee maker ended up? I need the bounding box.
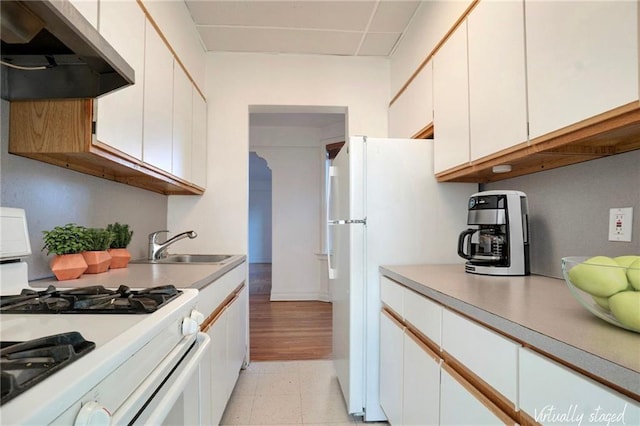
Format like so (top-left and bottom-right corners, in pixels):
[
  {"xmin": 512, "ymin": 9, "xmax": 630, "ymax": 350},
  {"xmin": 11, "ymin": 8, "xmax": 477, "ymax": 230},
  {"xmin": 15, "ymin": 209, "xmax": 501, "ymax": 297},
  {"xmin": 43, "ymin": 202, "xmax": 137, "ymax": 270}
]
[{"xmin": 458, "ymin": 190, "xmax": 530, "ymax": 276}]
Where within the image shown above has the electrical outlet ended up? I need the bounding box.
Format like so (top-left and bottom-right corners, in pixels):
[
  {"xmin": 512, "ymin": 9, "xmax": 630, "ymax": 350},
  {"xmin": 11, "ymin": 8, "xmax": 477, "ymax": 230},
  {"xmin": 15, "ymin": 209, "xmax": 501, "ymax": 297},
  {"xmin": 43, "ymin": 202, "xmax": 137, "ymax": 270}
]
[{"xmin": 608, "ymin": 207, "xmax": 633, "ymax": 242}]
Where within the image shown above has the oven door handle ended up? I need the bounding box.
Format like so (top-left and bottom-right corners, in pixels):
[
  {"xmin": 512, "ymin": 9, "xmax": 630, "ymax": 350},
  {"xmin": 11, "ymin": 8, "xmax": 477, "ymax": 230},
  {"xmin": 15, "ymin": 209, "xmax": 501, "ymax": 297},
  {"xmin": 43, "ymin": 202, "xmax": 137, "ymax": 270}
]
[{"xmin": 140, "ymin": 332, "xmax": 211, "ymax": 425}]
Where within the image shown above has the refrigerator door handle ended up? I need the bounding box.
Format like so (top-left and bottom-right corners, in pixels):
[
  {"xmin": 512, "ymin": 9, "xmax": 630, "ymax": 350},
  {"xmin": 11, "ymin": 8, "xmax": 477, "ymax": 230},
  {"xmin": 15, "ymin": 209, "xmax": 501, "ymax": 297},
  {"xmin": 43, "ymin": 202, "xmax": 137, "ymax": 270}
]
[{"xmin": 327, "ymin": 166, "xmax": 338, "ymax": 279}]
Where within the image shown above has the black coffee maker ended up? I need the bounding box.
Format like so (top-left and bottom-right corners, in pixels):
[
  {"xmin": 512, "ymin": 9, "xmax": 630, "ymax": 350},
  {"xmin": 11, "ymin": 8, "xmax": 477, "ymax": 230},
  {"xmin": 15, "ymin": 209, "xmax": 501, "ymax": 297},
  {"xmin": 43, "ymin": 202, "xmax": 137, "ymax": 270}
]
[{"xmin": 457, "ymin": 190, "xmax": 530, "ymax": 276}]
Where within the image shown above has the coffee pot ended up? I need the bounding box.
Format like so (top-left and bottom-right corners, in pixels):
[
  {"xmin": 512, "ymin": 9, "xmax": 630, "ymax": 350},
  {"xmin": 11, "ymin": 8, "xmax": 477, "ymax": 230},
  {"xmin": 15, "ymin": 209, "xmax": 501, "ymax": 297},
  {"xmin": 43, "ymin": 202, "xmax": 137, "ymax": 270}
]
[{"xmin": 458, "ymin": 190, "xmax": 530, "ymax": 276}]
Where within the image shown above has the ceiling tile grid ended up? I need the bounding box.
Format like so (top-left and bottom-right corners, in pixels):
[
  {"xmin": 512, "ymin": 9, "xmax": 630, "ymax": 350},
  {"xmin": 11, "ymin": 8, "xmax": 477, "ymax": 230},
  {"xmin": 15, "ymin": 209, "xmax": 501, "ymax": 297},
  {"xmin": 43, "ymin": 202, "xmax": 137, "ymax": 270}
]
[{"xmin": 185, "ymin": 0, "xmax": 421, "ymax": 56}]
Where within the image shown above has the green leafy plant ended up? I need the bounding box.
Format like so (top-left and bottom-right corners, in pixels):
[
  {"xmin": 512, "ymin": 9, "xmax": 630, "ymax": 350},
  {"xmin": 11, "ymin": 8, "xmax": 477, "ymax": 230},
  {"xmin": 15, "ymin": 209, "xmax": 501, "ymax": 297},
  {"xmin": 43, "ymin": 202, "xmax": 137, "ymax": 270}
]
[
  {"xmin": 42, "ymin": 223, "xmax": 89, "ymax": 255},
  {"xmin": 106, "ymin": 223, "xmax": 133, "ymax": 249},
  {"xmin": 84, "ymin": 228, "xmax": 114, "ymax": 251}
]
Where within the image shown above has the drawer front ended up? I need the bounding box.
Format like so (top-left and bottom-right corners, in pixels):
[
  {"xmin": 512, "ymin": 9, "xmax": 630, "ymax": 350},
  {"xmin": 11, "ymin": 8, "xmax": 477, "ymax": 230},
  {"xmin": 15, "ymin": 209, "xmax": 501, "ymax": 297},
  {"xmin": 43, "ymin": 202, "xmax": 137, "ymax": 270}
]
[
  {"xmin": 441, "ymin": 308, "xmax": 519, "ymax": 405},
  {"xmin": 404, "ymin": 287, "xmax": 442, "ymax": 347},
  {"xmin": 403, "ymin": 330, "xmax": 440, "ymax": 426},
  {"xmin": 381, "ymin": 275, "xmax": 404, "ymax": 317},
  {"xmin": 519, "ymin": 348, "xmax": 640, "ymax": 425},
  {"xmin": 199, "ymin": 264, "xmax": 246, "ymax": 317},
  {"xmin": 440, "ymin": 364, "xmax": 515, "ymax": 425}
]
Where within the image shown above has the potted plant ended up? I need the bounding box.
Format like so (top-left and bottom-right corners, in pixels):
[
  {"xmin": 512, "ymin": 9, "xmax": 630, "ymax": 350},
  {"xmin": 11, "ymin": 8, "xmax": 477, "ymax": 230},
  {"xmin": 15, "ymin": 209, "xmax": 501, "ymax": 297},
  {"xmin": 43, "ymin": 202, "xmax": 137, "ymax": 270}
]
[
  {"xmin": 106, "ymin": 222, "xmax": 134, "ymax": 268},
  {"xmin": 42, "ymin": 223, "xmax": 89, "ymax": 280},
  {"xmin": 82, "ymin": 228, "xmax": 114, "ymax": 273}
]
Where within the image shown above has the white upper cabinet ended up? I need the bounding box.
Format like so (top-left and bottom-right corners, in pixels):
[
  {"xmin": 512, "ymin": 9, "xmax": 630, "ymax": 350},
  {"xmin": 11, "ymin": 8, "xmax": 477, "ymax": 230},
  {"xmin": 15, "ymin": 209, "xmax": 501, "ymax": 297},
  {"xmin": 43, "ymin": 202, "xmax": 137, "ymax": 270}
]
[
  {"xmin": 467, "ymin": 0, "xmax": 527, "ymax": 161},
  {"xmin": 96, "ymin": 0, "xmax": 145, "ymax": 160},
  {"xmin": 143, "ymin": 22, "xmax": 174, "ymax": 172},
  {"xmin": 191, "ymin": 90, "xmax": 207, "ymax": 189},
  {"xmin": 433, "ymin": 21, "xmax": 470, "ymax": 174},
  {"xmin": 69, "ymin": 0, "xmax": 98, "ymax": 28},
  {"xmin": 172, "ymin": 65, "xmax": 193, "ymax": 181},
  {"xmin": 389, "ymin": 61, "xmax": 433, "ymax": 138},
  {"xmin": 526, "ymin": 0, "xmax": 639, "ymax": 140}
]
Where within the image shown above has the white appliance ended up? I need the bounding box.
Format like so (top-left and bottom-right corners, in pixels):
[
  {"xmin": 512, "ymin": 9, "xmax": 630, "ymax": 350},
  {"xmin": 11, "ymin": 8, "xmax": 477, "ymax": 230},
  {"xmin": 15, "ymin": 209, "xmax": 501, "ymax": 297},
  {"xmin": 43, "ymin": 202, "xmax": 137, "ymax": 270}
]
[
  {"xmin": 327, "ymin": 136, "xmax": 477, "ymax": 421},
  {"xmin": 0, "ymin": 207, "xmax": 211, "ymax": 425}
]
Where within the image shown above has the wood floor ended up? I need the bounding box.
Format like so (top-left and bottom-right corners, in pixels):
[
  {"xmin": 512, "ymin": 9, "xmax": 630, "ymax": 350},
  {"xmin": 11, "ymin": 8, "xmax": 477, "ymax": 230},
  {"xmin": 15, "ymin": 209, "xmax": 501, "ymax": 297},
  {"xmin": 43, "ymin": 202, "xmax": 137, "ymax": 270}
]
[{"xmin": 249, "ymin": 263, "xmax": 333, "ymax": 361}]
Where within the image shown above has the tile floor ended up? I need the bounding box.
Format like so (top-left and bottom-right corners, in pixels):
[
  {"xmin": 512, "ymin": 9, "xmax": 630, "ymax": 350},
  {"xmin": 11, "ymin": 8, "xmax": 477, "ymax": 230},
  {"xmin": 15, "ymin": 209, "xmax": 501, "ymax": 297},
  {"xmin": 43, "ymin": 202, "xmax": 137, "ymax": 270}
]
[{"xmin": 220, "ymin": 360, "xmax": 389, "ymax": 425}]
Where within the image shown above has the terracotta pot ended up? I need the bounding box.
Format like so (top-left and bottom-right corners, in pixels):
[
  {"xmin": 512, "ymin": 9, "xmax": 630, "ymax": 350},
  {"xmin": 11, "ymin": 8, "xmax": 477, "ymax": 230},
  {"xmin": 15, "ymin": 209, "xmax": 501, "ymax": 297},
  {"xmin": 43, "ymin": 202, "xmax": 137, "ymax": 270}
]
[
  {"xmin": 82, "ymin": 251, "xmax": 112, "ymax": 274},
  {"xmin": 108, "ymin": 248, "xmax": 131, "ymax": 269},
  {"xmin": 50, "ymin": 253, "xmax": 88, "ymax": 281}
]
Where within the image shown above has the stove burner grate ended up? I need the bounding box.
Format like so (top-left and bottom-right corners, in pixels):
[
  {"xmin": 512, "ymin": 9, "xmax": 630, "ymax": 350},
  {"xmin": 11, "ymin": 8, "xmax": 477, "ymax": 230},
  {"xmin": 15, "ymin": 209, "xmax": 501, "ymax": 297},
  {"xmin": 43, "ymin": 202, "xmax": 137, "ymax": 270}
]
[
  {"xmin": 0, "ymin": 285, "xmax": 182, "ymax": 314},
  {"xmin": 0, "ymin": 332, "xmax": 95, "ymax": 405}
]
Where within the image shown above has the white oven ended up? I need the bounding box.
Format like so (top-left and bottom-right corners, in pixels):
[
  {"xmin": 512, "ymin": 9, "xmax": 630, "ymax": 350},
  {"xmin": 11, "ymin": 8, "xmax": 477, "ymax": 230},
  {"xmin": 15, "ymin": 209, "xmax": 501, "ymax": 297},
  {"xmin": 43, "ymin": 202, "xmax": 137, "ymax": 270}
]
[{"xmin": 0, "ymin": 208, "xmax": 210, "ymax": 425}]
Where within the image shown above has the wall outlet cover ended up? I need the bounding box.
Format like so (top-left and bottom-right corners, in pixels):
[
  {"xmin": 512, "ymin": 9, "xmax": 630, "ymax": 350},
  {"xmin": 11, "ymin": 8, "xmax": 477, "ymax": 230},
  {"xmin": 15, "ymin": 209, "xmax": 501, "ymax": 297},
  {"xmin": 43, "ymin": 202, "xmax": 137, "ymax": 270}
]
[{"xmin": 608, "ymin": 207, "xmax": 633, "ymax": 242}]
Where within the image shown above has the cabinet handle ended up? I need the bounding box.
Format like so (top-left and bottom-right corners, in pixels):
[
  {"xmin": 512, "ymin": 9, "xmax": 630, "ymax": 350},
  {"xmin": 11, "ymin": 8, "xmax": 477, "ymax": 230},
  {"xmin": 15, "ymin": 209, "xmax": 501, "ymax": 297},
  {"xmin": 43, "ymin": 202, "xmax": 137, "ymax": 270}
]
[
  {"xmin": 382, "ymin": 308, "xmax": 405, "ymax": 329},
  {"xmin": 442, "ymin": 363, "xmax": 517, "ymax": 425},
  {"xmin": 405, "ymin": 328, "xmax": 441, "ymax": 364}
]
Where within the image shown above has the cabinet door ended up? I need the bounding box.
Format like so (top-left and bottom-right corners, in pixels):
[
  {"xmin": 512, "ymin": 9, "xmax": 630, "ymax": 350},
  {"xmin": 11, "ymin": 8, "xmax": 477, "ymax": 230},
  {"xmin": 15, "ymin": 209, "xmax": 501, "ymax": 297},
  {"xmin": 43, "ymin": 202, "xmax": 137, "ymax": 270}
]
[
  {"xmin": 69, "ymin": 0, "xmax": 98, "ymax": 28},
  {"xmin": 227, "ymin": 286, "xmax": 248, "ymax": 379},
  {"xmin": 441, "ymin": 309, "xmax": 518, "ymax": 406},
  {"xmin": 96, "ymin": 0, "xmax": 145, "ymax": 159},
  {"xmin": 433, "ymin": 21, "xmax": 470, "ymax": 174},
  {"xmin": 143, "ymin": 22, "xmax": 174, "ymax": 172},
  {"xmin": 172, "ymin": 65, "xmax": 193, "ymax": 181},
  {"xmin": 207, "ymin": 308, "xmax": 229, "ymax": 426},
  {"xmin": 389, "ymin": 61, "xmax": 433, "ymax": 138},
  {"xmin": 403, "ymin": 287, "xmax": 442, "ymax": 347},
  {"xmin": 519, "ymin": 348, "xmax": 640, "ymax": 425},
  {"xmin": 403, "ymin": 331, "xmax": 440, "ymax": 426},
  {"xmin": 467, "ymin": 0, "xmax": 527, "ymax": 161},
  {"xmin": 379, "ymin": 310, "xmax": 404, "ymax": 425},
  {"xmin": 526, "ymin": 0, "xmax": 639, "ymax": 140},
  {"xmin": 191, "ymin": 90, "xmax": 207, "ymax": 188},
  {"xmin": 440, "ymin": 364, "xmax": 514, "ymax": 425}
]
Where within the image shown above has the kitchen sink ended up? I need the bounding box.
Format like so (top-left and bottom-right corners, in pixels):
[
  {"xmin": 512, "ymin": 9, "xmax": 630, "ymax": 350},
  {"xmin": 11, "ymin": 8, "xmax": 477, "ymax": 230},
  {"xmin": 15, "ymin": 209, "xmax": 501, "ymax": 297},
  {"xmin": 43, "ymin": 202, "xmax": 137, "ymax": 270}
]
[{"xmin": 132, "ymin": 254, "xmax": 234, "ymax": 264}]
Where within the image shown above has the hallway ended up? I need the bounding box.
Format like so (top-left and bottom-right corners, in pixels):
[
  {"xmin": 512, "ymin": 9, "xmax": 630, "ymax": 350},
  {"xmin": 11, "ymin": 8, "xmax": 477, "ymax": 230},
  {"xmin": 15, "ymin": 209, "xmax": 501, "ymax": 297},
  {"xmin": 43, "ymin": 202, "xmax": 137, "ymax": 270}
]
[{"xmin": 249, "ymin": 263, "xmax": 333, "ymax": 361}]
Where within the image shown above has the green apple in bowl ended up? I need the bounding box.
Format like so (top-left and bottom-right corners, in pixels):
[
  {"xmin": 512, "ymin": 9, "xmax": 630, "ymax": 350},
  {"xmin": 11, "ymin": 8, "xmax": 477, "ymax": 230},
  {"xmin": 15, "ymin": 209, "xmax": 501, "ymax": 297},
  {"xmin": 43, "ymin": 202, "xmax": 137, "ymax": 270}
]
[
  {"xmin": 568, "ymin": 256, "xmax": 629, "ymax": 297},
  {"xmin": 592, "ymin": 295, "xmax": 611, "ymax": 311},
  {"xmin": 608, "ymin": 291, "xmax": 640, "ymax": 332},
  {"xmin": 627, "ymin": 258, "xmax": 640, "ymax": 291},
  {"xmin": 614, "ymin": 255, "xmax": 640, "ymax": 268}
]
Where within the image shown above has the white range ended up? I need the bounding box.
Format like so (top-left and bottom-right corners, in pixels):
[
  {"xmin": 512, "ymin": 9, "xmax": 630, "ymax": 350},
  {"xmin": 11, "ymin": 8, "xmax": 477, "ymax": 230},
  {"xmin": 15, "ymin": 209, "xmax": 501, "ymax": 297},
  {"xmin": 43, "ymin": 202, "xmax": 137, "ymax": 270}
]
[{"xmin": 0, "ymin": 207, "xmax": 210, "ymax": 425}]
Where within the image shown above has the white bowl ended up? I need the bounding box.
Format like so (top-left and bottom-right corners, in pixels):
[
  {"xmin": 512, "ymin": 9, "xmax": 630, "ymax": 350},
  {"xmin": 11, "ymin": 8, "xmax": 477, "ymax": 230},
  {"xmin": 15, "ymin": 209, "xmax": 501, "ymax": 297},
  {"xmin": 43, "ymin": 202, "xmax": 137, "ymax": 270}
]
[{"xmin": 561, "ymin": 256, "xmax": 639, "ymax": 333}]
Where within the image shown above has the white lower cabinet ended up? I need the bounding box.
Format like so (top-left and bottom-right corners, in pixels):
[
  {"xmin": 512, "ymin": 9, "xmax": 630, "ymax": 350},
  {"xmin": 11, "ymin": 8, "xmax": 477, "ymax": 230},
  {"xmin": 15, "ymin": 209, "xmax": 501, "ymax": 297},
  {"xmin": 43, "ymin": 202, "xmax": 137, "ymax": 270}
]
[
  {"xmin": 441, "ymin": 308, "xmax": 519, "ymax": 407},
  {"xmin": 199, "ymin": 262, "xmax": 248, "ymax": 425},
  {"xmin": 380, "ymin": 310, "xmax": 405, "ymax": 425},
  {"xmin": 440, "ymin": 364, "xmax": 514, "ymax": 425},
  {"xmin": 519, "ymin": 347, "xmax": 640, "ymax": 425},
  {"xmin": 403, "ymin": 331, "xmax": 440, "ymax": 426}
]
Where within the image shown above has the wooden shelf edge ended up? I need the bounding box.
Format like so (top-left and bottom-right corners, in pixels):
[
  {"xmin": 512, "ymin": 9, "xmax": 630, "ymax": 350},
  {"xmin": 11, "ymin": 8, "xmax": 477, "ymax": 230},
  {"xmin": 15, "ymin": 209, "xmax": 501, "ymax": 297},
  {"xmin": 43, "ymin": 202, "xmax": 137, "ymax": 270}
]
[{"xmin": 436, "ymin": 102, "xmax": 640, "ymax": 183}]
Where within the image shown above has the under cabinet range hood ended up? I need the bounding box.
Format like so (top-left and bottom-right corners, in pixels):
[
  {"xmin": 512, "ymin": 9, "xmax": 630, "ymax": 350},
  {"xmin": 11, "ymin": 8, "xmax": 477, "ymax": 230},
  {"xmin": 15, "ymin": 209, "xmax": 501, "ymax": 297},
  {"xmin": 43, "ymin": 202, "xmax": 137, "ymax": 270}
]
[{"xmin": 0, "ymin": 0, "xmax": 134, "ymax": 100}]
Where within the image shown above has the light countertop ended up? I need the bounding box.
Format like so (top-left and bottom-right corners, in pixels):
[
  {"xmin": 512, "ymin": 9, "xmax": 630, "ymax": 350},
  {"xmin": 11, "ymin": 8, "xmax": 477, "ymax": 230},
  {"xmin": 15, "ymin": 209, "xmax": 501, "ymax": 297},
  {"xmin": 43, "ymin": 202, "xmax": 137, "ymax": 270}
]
[
  {"xmin": 30, "ymin": 255, "xmax": 246, "ymax": 291},
  {"xmin": 380, "ymin": 264, "xmax": 640, "ymax": 399}
]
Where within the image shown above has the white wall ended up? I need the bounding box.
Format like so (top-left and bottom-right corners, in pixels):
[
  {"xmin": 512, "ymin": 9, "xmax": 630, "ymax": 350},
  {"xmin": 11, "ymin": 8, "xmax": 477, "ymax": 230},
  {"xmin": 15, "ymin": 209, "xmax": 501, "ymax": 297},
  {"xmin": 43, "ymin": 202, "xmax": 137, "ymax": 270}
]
[
  {"xmin": 0, "ymin": 100, "xmax": 168, "ymax": 280},
  {"xmin": 167, "ymin": 53, "xmax": 389, "ymax": 258},
  {"xmin": 248, "ymin": 153, "xmax": 272, "ymax": 263}
]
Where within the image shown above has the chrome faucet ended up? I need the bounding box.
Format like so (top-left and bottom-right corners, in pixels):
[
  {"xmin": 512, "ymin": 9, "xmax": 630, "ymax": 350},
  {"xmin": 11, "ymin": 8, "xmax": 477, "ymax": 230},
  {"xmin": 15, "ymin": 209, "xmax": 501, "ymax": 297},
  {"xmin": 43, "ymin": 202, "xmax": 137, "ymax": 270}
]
[{"xmin": 148, "ymin": 230, "xmax": 197, "ymax": 260}]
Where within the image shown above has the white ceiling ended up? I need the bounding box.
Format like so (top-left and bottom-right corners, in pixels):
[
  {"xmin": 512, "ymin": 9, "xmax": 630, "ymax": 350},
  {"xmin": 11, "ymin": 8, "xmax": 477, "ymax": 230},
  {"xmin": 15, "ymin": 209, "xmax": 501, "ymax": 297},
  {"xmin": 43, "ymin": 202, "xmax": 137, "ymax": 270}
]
[{"xmin": 184, "ymin": 0, "xmax": 421, "ymax": 56}]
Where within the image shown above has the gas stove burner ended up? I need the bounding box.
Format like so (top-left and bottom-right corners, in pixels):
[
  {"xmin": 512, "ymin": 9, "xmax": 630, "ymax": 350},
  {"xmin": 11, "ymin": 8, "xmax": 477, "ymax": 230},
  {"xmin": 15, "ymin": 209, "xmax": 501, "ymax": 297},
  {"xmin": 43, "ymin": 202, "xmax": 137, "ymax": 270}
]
[
  {"xmin": 1, "ymin": 332, "xmax": 95, "ymax": 405},
  {"xmin": 0, "ymin": 285, "xmax": 183, "ymax": 314}
]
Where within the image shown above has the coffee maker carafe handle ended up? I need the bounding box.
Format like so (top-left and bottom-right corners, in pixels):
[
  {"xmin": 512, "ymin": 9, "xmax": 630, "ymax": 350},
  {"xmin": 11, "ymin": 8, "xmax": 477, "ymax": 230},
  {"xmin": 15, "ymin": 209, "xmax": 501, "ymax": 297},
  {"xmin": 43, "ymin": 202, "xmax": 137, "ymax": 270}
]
[{"xmin": 458, "ymin": 228, "xmax": 476, "ymax": 260}]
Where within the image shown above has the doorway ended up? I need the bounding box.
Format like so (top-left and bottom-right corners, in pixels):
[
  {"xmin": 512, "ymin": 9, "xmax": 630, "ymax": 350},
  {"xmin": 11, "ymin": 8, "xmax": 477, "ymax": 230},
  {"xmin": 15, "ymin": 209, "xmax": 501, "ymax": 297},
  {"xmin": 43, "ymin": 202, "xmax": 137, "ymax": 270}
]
[{"xmin": 247, "ymin": 106, "xmax": 346, "ymax": 360}]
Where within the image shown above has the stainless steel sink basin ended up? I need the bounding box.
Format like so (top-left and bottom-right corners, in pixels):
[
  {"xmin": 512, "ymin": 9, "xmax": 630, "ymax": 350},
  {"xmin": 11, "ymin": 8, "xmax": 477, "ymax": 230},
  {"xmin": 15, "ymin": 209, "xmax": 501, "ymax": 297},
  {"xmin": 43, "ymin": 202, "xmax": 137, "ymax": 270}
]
[
  {"xmin": 131, "ymin": 254, "xmax": 234, "ymax": 264},
  {"xmin": 159, "ymin": 254, "xmax": 232, "ymax": 263}
]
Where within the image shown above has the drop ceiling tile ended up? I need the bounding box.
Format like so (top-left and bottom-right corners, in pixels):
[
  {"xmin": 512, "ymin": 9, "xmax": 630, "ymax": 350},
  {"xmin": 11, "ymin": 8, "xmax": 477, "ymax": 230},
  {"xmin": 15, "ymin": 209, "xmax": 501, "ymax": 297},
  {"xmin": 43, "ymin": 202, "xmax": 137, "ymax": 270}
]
[
  {"xmin": 198, "ymin": 26, "xmax": 362, "ymax": 55},
  {"xmin": 369, "ymin": 1, "xmax": 421, "ymax": 32},
  {"xmin": 187, "ymin": 0, "xmax": 376, "ymax": 31},
  {"xmin": 358, "ymin": 32, "xmax": 401, "ymax": 56}
]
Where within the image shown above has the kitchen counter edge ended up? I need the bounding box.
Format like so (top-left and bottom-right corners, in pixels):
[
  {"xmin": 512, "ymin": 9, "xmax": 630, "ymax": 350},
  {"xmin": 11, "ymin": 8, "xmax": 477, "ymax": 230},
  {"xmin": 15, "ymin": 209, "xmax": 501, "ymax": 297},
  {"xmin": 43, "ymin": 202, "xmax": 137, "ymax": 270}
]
[{"xmin": 380, "ymin": 264, "xmax": 640, "ymax": 399}]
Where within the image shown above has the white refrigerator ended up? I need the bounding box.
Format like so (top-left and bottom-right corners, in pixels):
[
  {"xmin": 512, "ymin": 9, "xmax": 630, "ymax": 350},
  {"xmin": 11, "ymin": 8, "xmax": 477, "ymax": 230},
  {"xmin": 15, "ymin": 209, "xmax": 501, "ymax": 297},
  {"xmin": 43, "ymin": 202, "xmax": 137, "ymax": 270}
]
[{"xmin": 327, "ymin": 136, "xmax": 477, "ymax": 421}]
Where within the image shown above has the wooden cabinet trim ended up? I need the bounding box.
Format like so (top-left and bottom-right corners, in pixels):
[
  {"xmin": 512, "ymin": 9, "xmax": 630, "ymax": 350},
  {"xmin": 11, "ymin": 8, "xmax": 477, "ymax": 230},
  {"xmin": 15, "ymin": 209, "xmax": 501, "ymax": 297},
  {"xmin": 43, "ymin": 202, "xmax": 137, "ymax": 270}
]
[
  {"xmin": 412, "ymin": 123, "xmax": 434, "ymax": 139},
  {"xmin": 8, "ymin": 99, "xmax": 204, "ymax": 195},
  {"xmin": 381, "ymin": 307, "xmax": 405, "ymax": 330},
  {"xmin": 201, "ymin": 283, "xmax": 245, "ymax": 332},
  {"xmin": 405, "ymin": 327, "xmax": 441, "ymax": 364},
  {"xmin": 441, "ymin": 362, "xmax": 518, "ymax": 425},
  {"xmin": 436, "ymin": 101, "xmax": 640, "ymax": 183},
  {"xmin": 389, "ymin": 0, "xmax": 480, "ymax": 107}
]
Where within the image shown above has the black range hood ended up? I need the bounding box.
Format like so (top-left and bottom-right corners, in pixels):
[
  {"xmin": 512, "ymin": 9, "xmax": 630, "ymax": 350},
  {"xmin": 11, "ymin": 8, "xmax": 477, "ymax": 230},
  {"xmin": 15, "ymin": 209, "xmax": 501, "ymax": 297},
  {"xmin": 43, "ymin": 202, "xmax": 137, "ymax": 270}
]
[{"xmin": 0, "ymin": 0, "xmax": 134, "ymax": 100}]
